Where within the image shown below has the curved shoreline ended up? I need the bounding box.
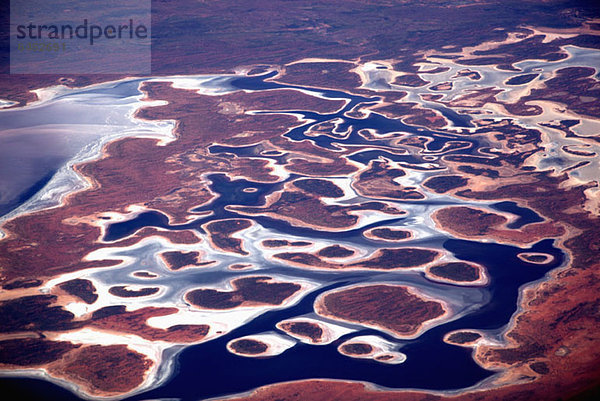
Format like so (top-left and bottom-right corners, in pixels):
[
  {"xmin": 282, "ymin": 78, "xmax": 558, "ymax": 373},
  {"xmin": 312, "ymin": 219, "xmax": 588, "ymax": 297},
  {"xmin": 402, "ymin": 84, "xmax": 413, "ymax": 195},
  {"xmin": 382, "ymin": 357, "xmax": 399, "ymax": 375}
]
[{"xmin": 313, "ymin": 283, "xmax": 452, "ymax": 340}]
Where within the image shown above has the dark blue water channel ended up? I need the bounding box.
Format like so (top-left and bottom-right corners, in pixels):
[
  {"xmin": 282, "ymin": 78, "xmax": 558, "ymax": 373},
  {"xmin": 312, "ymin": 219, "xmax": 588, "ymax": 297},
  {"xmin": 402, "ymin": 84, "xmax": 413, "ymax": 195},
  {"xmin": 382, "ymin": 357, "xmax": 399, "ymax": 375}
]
[
  {"xmin": 0, "ymin": 237, "xmax": 563, "ymax": 401},
  {"xmin": 122, "ymin": 240, "xmax": 562, "ymax": 401},
  {"xmin": 231, "ymin": 71, "xmax": 479, "ymax": 156},
  {"xmin": 105, "ymin": 169, "xmax": 459, "ymax": 243},
  {"xmin": 491, "ymin": 201, "xmax": 544, "ymax": 229},
  {"xmin": 91, "ymin": 173, "xmax": 562, "ymax": 401},
  {"xmin": 0, "ymin": 73, "xmax": 566, "ymax": 400}
]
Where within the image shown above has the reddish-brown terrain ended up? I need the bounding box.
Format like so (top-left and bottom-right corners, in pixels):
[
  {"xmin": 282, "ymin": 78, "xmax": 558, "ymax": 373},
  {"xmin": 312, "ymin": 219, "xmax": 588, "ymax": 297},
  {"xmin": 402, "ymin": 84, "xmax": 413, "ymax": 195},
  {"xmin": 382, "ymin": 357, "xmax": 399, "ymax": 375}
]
[
  {"xmin": 273, "ymin": 247, "xmax": 440, "ymax": 270},
  {"xmin": 339, "ymin": 342, "xmax": 373, "ymax": 356},
  {"xmin": 204, "ymin": 219, "xmax": 253, "ymax": 255},
  {"xmin": 363, "ymin": 227, "xmax": 413, "ymax": 242},
  {"xmin": 185, "ymin": 277, "xmax": 302, "ymax": 310},
  {"xmin": 228, "ymin": 339, "xmax": 269, "ymax": 356},
  {"xmin": 58, "ymin": 279, "xmax": 98, "ymax": 304},
  {"xmin": 159, "ymin": 250, "xmax": 212, "ymax": 271},
  {"xmin": 426, "ymin": 262, "xmax": 484, "ymax": 284},
  {"xmin": 423, "ymin": 175, "xmax": 469, "ymax": 194},
  {"xmin": 46, "ymin": 345, "xmax": 151, "ymax": 397},
  {"xmin": 353, "ymin": 160, "xmax": 425, "ymax": 200},
  {"xmin": 261, "ymin": 240, "xmax": 313, "ymax": 248},
  {"xmin": 433, "ymin": 206, "xmax": 565, "ymax": 245},
  {"xmin": 445, "ymin": 331, "xmax": 483, "ymax": 346},
  {"xmin": 232, "ymin": 188, "xmax": 404, "ymax": 230},
  {"xmin": 89, "ymin": 306, "xmax": 210, "ymax": 343},
  {"xmin": 292, "ymin": 179, "xmax": 345, "ymax": 198},
  {"xmin": 315, "ymin": 285, "xmax": 447, "ymax": 338},
  {"xmin": 277, "ymin": 321, "xmax": 323, "ymax": 343},
  {"xmin": 316, "ymin": 245, "xmax": 355, "ymax": 258}
]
